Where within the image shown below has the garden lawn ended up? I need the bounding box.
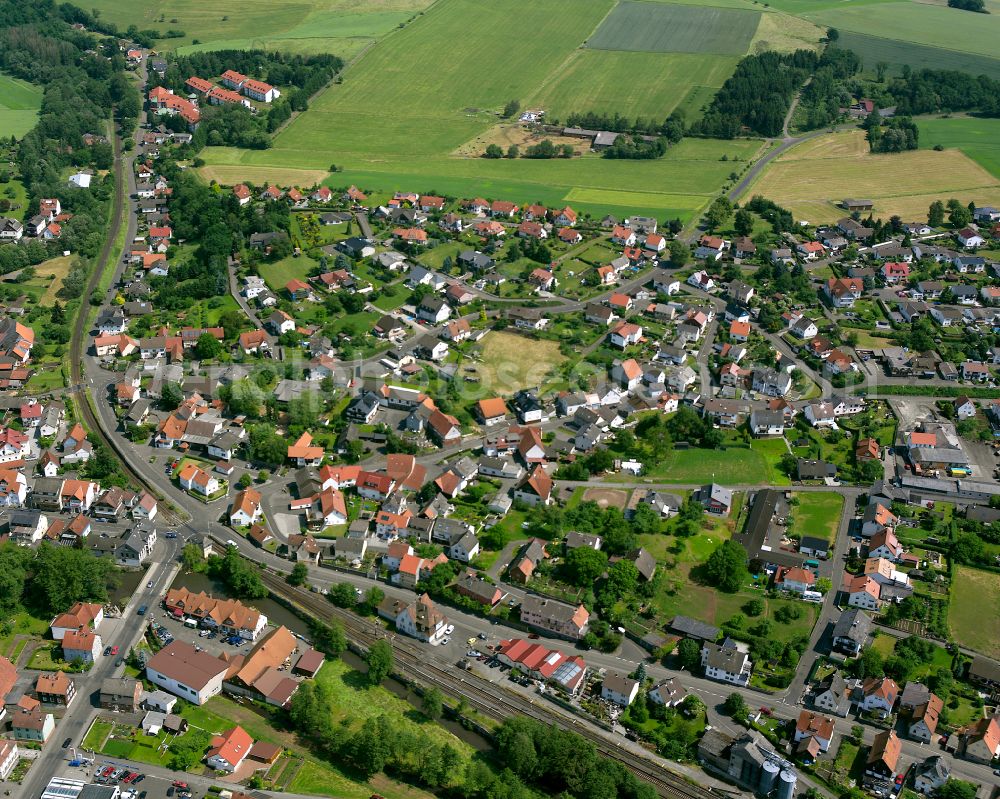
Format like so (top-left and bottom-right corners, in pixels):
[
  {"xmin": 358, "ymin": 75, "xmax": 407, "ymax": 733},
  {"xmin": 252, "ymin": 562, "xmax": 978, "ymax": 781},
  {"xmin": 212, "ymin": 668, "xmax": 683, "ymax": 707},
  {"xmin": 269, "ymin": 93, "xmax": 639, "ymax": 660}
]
[
  {"xmin": 949, "ymin": 565, "xmax": 1000, "ymax": 659},
  {"xmin": 790, "ymin": 492, "xmax": 844, "ymax": 544},
  {"xmin": 640, "ymin": 442, "xmax": 787, "ymax": 485},
  {"xmin": 258, "ymin": 254, "xmax": 318, "ymax": 291}
]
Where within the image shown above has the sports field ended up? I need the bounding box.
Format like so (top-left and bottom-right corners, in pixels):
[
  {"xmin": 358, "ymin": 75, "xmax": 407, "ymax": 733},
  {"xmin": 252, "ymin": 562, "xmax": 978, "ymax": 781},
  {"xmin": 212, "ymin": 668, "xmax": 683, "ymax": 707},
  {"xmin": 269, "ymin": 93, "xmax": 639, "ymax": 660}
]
[
  {"xmin": 0, "ymin": 73, "xmax": 43, "ymax": 139},
  {"xmin": 833, "ymin": 32, "xmax": 1000, "ymax": 80},
  {"xmin": 790, "ymin": 492, "xmax": 843, "ymax": 545},
  {"xmin": 919, "ymin": 117, "xmax": 1000, "ymax": 181},
  {"xmin": 743, "ymin": 129, "xmax": 1000, "ymax": 223},
  {"xmin": 950, "ymin": 565, "xmax": 1000, "ymax": 660},
  {"xmin": 529, "ymin": 50, "xmax": 738, "ymax": 120},
  {"xmin": 87, "ymin": 0, "xmax": 433, "ymax": 56},
  {"xmin": 585, "ymin": 2, "xmax": 760, "ymax": 55}
]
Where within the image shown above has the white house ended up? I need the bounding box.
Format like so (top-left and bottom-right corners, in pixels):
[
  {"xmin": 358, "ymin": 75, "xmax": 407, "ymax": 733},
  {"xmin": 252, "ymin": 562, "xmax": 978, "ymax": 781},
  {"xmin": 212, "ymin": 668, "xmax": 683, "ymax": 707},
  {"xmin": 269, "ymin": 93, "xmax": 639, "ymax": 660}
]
[
  {"xmin": 701, "ymin": 640, "xmax": 752, "ymax": 687},
  {"xmin": 601, "ymin": 672, "xmax": 639, "ymax": 707}
]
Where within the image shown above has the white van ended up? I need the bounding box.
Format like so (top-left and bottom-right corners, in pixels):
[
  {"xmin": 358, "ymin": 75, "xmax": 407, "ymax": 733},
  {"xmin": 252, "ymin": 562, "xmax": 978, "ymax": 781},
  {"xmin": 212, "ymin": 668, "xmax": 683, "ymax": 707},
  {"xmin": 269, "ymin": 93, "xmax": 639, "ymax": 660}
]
[{"xmin": 184, "ymin": 617, "xmax": 198, "ymax": 628}]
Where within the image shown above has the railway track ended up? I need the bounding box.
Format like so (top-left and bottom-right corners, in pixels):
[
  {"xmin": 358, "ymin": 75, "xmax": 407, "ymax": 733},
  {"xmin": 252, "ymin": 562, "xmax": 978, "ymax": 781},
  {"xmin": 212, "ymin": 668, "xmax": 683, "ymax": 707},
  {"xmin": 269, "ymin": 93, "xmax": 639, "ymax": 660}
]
[
  {"xmin": 65, "ymin": 129, "xmax": 183, "ymax": 525},
  {"xmin": 257, "ymin": 569, "xmax": 719, "ymax": 799}
]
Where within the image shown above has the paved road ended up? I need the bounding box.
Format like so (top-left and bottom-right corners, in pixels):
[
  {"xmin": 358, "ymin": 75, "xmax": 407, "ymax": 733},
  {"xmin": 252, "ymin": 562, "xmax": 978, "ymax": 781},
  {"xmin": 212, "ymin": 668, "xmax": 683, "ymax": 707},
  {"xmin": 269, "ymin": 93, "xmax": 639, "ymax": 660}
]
[{"xmin": 20, "ymin": 539, "xmax": 181, "ymax": 799}]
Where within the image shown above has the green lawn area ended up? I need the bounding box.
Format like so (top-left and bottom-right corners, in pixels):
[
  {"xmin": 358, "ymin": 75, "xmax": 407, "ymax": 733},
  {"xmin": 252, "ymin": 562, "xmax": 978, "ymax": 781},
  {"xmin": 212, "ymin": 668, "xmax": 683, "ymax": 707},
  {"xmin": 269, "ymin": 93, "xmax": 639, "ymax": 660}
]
[
  {"xmin": 0, "ymin": 610, "xmax": 50, "ymax": 658},
  {"xmin": 638, "ymin": 441, "xmax": 787, "ymax": 485},
  {"xmin": 790, "ymin": 492, "xmax": 844, "ymax": 544},
  {"xmin": 949, "ymin": 565, "xmax": 1000, "ymax": 659},
  {"xmin": 258, "ymin": 254, "xmax": 318, "ymax": 292},
  {"xmin": 0, "ymin": 72, "xmax": 43, "ymax": 139},
  {"xmin": 27, "ymin": 642, "xmax": 78, "ymax": 672},
  {"xmin": 83, "ymin": 719, "xmax": 113, "ymax": 751}
]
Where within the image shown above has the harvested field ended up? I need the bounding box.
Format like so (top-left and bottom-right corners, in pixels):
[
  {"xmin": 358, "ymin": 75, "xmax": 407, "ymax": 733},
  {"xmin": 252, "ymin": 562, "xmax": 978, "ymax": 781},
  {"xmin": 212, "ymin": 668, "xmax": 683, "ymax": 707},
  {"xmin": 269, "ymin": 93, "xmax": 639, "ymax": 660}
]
[
  {"xmin": 744, "ymin": 130, "xmax": 1000, "ymax": 223},
  {"xmin": 475, "ymin": 331, "xmax": 565, "ymax": 396}
]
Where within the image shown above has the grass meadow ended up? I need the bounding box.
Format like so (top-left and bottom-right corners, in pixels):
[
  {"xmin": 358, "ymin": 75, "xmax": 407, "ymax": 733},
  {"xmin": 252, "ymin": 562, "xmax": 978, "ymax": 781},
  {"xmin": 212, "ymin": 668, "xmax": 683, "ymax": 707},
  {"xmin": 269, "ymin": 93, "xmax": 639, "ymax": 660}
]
[
  {"xmin": 790, "ymin": 492, "xmax": 844, "ymax": 544},
  {"xmin": 949, "ymin": 565, "xmax": 1000, "ymax": 659},
  {"xmin": 87, "ymin": 0, "xmax": 432, "ymax": 57},
  {"xmin": 919, "ymin": 117, "xmax": 1000, "ymax": 181},
  {"xmin": 833, "ymin": 32, "xmax": 1000, "ymax": 79},
  {"xmin": 0, "ymin": 73, "xmax": 43, "ymax": 139},
  {"xmin": 807, "ymin": 1, "xmax": 1000, "ymax": 59},
  {"xmin": 528, "ymin": 50, "xmax": 738, "ymax": 120},
  {"xmin": 743, "ymin": 129, "xmax": 1000, "ymax": 222}
]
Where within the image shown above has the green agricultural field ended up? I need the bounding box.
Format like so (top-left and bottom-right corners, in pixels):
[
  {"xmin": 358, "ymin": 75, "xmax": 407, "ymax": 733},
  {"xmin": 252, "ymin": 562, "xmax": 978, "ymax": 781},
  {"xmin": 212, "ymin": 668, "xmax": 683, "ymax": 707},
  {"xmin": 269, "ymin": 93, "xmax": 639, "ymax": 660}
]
[
  {"xmin": 920, "ymin": 117, "xmax": 1000, "ymax": 182},
  {"xmin": 529, "ymin": 50, "xmax": 738, "ymax": 120},
  {"xmin": 806, "ymin": 2, "xmax": 1000, "ymax": 60},
  {"xmin": 832, "ymin": 33, "xmax": 1000, "ymax": 80},
  {"xmin": 950, "ymin": 564, "xmax": 1000, "ymax": 660},
  {"xmin": 585, "ymin": 2, "xmax": 760, "ymax": 55},
  {"xmin": 87, "ymin": 0, "xmax": 432, "ymax": 56},
  {"xmin": 0, "ymin": 73, "xmax": 43, "ymax": 139},
  {"xmin": 790, "ymin": 492, "xmax": 844, "ymax": 544},
  {"xmin": 199, "ymin": 0, "xmax": 764, "ymax": 221}
]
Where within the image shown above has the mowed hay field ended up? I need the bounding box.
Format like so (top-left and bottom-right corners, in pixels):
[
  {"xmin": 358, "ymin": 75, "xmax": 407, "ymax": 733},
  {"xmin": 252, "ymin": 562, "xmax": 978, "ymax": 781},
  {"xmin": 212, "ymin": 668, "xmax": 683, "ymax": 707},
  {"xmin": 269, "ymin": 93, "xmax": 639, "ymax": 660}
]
[
  {"xmin": 950, "ymin": 565, "xmax": 1000, "ymax": 660},
  {"xmin": 744, "ymin": 130, "xmax": 1000, "ymax": 223},
  {"xmin": 86, "ymin": 0, "xmax": 433, "ymax": 57},
  {"xmin": 476, "ymin": 331, "xmax": 565, "ymax": 396},
  {"xmin": 0, "ymin": 73, "xmax": 43, "ymax": 139}
]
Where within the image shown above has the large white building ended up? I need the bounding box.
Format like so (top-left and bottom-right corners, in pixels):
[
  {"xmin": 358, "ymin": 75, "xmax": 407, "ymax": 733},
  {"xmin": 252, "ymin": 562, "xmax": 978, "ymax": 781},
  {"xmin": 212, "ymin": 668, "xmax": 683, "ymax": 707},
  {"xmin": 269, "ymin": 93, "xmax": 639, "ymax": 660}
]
[{"xmin": 145, "ymin": 641, "xmax": 228, "ymax": 705}]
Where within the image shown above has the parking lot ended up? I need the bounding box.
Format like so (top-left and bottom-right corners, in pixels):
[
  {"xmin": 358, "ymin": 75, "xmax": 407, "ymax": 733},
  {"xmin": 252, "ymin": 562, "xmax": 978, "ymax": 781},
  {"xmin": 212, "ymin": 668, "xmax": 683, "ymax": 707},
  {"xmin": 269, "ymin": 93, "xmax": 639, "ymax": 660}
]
[
  {"xmin": 150, "ymin": 606, "xmax": 272, "ymax": 658},
  {"xmin": 52, "ymin": 758, "xmax": 195, "ymax": 799}
]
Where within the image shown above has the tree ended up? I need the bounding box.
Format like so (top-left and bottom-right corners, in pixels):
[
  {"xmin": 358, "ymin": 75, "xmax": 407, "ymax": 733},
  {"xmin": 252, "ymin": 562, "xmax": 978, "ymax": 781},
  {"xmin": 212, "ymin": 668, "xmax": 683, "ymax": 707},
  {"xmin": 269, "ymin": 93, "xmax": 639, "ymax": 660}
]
[
  {"xmin": 669, "ymin": 239, "xmax": 690, "ymax": 268},
  {"xmin": 502, "ymin": 99, "xmax": 521, "ymax": 119},
  {"xmin": 704, "ymin": 196, "xmax": 733, "ymax": 231},
  {"xmin": 938, "ymin": 781, "xmax": 978, "ymax": 799},
  {"xmin": 288, "ymin": 562, "xmax": 309, "ymax": 586},
  {"xmin": 827, "ymin": 27, "xmax": 839, "ymax": 41},
  {"xmin": 723, "ymin": 692, "xmax": 748, "ymax": 719},
  {"xmin": 310, "ymin": 619, "xmax": 346, "ymax": 657},
  {"xmin": 484, "ymin": 144, "xmax": 503, "ymax": 159},
  {"xmin": 564, "ymin": 546, "xmax": 608, "ymax": 586},
  {"xmin": 159, "ymin": 381, "xmax": 183, "ymax": 410},
  {"xmin": 743, "ymin": 597, "xmax": 765, "ymax": 617},
  {"xmin": 422, "ymin": 687, "xmax": 444, "ymax": 720},
  {"xmin": 676, "ymin": 638, "xmax": 701, "ymax": 672},
  {"xmin": 949, "ymin": 204, "xmax": 972, "ymax": 228},
  {"xmin": 366, "ymin": 639, "xmax": 393, "ymax": 685},
  {"xmin": 328, "ymin": 582, "xmax": 357, "ymax": 608},
  {"xmin": 506, "ymin": 144, "xmax": 520, "ymax": 159},
  {"xmin": 193, "ymin": 332, "xmax": 222, "ymax": 359},
  {"xmin": 605, "ymin": 559, "xmax": 639, "ymax": 599},
  {"xmin": 928, "ymin": 200, "xmax": 945, "ymax": 227},
  {"xmin": 181, "ymin": 543, "xmax": 203, "ymax": 572},
  {"xmin": 733, "ymin": 209, "xmax": 754, "ymax": 238},
  {"xmin": 630, "ymin": 502, "xmax": 661, "ymax": 535},
  {"xmin": 703, "ymin": 539, "xmax": 748, "ymax": 593},
  {"xmin": 168, "ymin": 729, "xmax": 211, "ymax": 771}
]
